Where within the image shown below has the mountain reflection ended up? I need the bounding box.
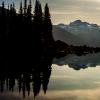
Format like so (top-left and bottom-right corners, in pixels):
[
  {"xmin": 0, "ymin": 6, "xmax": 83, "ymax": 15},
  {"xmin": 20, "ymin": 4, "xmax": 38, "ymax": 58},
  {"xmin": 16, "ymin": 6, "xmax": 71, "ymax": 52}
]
[
  {"xmin": 1, "ymin": 53, "xmax": 100, "ymax": 98},
  {"xmin": 54, "ymin": 53, "xmax": 100, "ymax": 70}
]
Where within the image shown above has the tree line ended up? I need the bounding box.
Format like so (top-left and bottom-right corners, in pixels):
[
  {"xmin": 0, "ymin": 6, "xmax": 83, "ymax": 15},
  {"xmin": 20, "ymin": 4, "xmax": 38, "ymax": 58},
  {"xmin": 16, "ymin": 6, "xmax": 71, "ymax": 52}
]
[
  {"xmin": 55, "ymin": 40, "xmax": 100, "ymax": 58},
  {"xmin": 0, "ymin": 0, "xmax": 55, "ymax": 98},
  {"xmin": 0, "ymin": 0, "xmax": 55, "ymax": 69}
]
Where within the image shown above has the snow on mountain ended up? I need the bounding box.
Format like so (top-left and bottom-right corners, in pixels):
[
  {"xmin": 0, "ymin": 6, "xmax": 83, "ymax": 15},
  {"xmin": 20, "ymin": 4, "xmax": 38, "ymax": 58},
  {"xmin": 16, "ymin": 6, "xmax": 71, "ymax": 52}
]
[{"xmin": 54, "ymin": 20, "xmax": 100, "ymax": 47}]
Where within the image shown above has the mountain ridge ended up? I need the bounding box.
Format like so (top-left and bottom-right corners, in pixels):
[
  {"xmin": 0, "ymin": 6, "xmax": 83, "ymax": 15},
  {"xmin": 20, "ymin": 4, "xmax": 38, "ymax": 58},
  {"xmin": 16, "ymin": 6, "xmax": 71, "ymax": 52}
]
[{"xmin": 53, "ymin": 20, "xmax": 100, "ymax": 47}]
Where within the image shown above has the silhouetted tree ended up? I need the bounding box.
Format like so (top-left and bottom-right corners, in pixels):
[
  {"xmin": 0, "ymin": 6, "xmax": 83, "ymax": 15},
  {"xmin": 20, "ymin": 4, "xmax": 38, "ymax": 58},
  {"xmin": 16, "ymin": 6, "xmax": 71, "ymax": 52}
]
[
  {"xmin": 24, "ymin": 0, "xmax": 27, "ymax": 15},
  {"xmin": 43, "ymin": 3, "xmax": 54, "ymax": 47},
  {"xmin": 0, "ymin": 1, "xmax": 6, "ymax": 36},
  {"xmin": 19, "ymin": 1, "xmax": 23, "ymax": 15},
  {"xmin": 32, "ymin": 0, "xmax": 43, "ymax": 66},
  {"xmin": 27, "ymin": 0, "xmax": 32, "ymax": 23}
]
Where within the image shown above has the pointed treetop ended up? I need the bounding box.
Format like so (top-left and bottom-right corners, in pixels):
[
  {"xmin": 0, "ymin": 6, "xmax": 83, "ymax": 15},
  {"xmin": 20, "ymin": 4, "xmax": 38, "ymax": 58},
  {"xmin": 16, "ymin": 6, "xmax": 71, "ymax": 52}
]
[
  {"xmin": 45, "ymin": 3, "xmax": 49, "ymax": 10},
  {"xmin": 35, "ymin": 0, "xmax": 41, "ymax": 8},
  {"xmin": 2, "ymin": 1, "xmax": 5, "ymax": 8},
  {"xmin": 28, "ymin": 0, "xmax": 32, "ymax": 12},
  {"xmin": 35, "ymin": 0, "xmax": 39, "ymax": 7},
  {"xmin": 12, "ymin": 2, "xmax": 15, "ymax": 8},
  {"xmin": 44, "ymin": 3, "xmax": 51, "ymax": 19},
  {"xmin": 34, "ymin": 0, "xmax": 41, "ymax": 15},
  {"xmin": 38, "ymin": 1, "xmax": 42, "ymax": 12},
  {"xmin": 45, "ymin": 3, "xmax": 48, "ymax": 7},
  {"xmin": 12, "ymin": 2, "xmax": 16, "ymax": 13},
  {"xmin": 44, "ymin": 2, "xmax": 52, "ymax": 29},
  {"xmin": 19, "ymin": 1, "xmax": 23, "ymax": 14},
  {"xmin": 24, "ymin": 0, "xmax": 27, "ymax": 14},
  {"xmin": 24, "ymin": 0, "xmax": 27, "ymax": 7},
  {"xmin": 34, "ymin": 0, "xmax": 43, "ymax": 19},
  {"xmin": 8, "ymin": 4, "xmax": 9, "ymax": 10},
  {"xmin": 10, "ymin": 4, "xmax": 12, "ymax": 9},
  {"xmin": 20, "ymin": 1, "xmax": 22, "ymax": 7},
  {"xmin": 29, "ymin": 0, "xmax": 32, "ymax": 6}
]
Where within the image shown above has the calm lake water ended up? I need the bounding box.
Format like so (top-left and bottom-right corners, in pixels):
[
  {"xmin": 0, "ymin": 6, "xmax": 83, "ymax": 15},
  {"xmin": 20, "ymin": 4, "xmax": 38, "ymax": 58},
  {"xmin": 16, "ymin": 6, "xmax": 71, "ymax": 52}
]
[{"xmin": 0, "ymin": 54, "xmax": 100, "ymax": 100}]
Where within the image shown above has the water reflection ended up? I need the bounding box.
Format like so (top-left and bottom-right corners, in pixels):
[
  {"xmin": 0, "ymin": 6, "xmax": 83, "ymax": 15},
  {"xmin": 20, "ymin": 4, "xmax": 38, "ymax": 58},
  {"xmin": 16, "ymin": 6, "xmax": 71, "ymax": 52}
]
[
  {"xmin": 0, "ymin": 46, "xmax": 54, "ymax": 98},
  {"xmin": 0, "ymin": 53, "xmax": 100, "ymax": 98},
  {"xmin": 0, "ymin": 52, "xmax": 100, "ymax": 100},
  {"xmin": 47, "ymin": 65, "xmax": 100, "ymax": 100},
  {"xmin": 54, "ymin": 53, "xmax": 100, "ymax": 70},
  {"xmin": 0, "ymin": 65, "xmax": 51, "ymax": 98}
]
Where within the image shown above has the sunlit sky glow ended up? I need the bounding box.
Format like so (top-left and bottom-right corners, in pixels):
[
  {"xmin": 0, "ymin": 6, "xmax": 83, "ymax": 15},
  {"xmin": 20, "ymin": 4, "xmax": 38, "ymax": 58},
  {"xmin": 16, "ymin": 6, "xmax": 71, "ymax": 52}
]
[{"xmin": 0, "ymin": 0, "xmax": 100, "ymax": 25}]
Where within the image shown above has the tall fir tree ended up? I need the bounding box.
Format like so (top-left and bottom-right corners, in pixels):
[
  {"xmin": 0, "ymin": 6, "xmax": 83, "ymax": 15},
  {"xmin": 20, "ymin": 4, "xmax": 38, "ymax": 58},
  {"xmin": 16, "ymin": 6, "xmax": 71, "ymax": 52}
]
[
  {"xmin": 12, "ymin": 2, "xmax": 16, "ymax": 16},
  {"xmin": 44, "ymin": 3, "xmax": 52, "ymax": 30},
  {"xmin": 34, "ymin": 0, "xmax": 43, "ymax": 24},
  {"xmin": 29, "ymin": 0, "xmax": 32, "ymax": 13},
  {"xmin": 24, "ymin": 0, "xmax": 27, "ymax": 15},
  {"xmin": 7, "ymin": 4, "xmax": 10, "ymax": 17},
  {"xmin": 1, "ymin": 1, "xmax": 5, "ymax": 14},
  {"xmin": 27, "ymin": 0, "xmax": 32, "ymax": 22},
  {"xmin": 33, "ymin": 0, "xmax": 44, "ymax": 62},
  {"xmin": 0, "ymin": 1, "xmax": 6, "ymax": 35},
  {"xmin": 19, "ymin": 1, "xmax": 23, "ymax": 15},
  {"xmin": 34, "ymin": 0, "xmax": 39, "ymax": 20},
  {"xmin": 43, "ymin": 3, "xmax": 54, "ymax": 47},
  {"xmin": 10, "ymin": 4, "xmax": 13, "ymax": 16}
]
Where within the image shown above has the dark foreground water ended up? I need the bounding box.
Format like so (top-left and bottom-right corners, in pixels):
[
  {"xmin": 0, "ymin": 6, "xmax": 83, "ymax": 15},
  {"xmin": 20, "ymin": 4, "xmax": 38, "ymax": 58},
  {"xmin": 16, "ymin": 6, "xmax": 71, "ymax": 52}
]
[{"xmin": 0, "ymin": 54, "xmax": 100, "ymax": 100}]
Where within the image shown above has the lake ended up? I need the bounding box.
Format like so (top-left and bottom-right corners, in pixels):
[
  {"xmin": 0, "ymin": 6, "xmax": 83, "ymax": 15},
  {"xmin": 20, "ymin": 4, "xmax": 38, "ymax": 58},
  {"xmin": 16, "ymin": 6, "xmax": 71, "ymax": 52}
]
[{"xmin": 0, "ymin": 53, "xmax": 100, "ymax": 100}]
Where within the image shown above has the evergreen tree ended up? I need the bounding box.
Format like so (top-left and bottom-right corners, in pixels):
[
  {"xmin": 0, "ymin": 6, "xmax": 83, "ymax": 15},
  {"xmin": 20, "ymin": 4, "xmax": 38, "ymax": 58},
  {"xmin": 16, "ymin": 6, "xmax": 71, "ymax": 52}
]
[
  {"xmin": 12, "ymin": 2, "xmax": 16, "ymax": 17},
  {"xmin": 33, "ymin": 0, "xmax": 43, "ymax": 24},
  {"xmin": 19, "ymin": 1, "xmax": 23, "ymax": 15},
  {"xmin": 38, "ymin": 2, "xmax": 43, "ymax": 23},
  {"xmin": 1, "ymin": 1, "xmax": 5, "ymax": 14},
  {"xmin": 9, "ymin": 4, "xmax": 13, "ymax": 16},
  {"xmin": 33, "ymin": 0, "xmax": 39, "ymax": 21},
  {"xmin": 7, "ymin": 4, "xmax": 10, "ymax": 17},
  {"xmin": 33, "ymin": 0, "xmax": 43, "ymax": 36},
  {"xmin": 29, "ymin": 0, "xmax": 32, "ymax": 13},
  {"xmin": 18, "ymin": 1, "xmax": 23, "ymax": 42},
  {"xmin": 6, "ymin": 4, "xmax": 10, "ymax": 32},
  {"xmin": 33, "ymin": 0, "xmax": 44, "ymax": 64},
  {"xmin": 0, "ymin": 1, "xmax": 6, "ymax": 35},
  {"xmin": 27, "ymin": 0, "xmax": 32, "ymax": 22},
  {"xmin": 43, "ymin": 3, "xmax": 54, "ymax": 47},
  {"xmin": 0, "ymin": 1, "xmax": 7, "ymax": 63},
  {"xmin": 24, "ymin": 0, "xmax": 27, "ymax": 15},
  {"xmin": 44, "ymin": 3, "xmax": 52, "ymax": 28}
]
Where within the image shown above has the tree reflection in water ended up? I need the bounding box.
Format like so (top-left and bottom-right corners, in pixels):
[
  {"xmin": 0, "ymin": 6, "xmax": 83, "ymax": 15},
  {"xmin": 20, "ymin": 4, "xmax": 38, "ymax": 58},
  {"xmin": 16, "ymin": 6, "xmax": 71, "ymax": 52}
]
[
  {"xmin": 0, "ymin": 57, "xmax": 52, "ymax": 98},
  {"xmin": 0, "ymin": 47, "xmax": 100, "ymax": 98}
]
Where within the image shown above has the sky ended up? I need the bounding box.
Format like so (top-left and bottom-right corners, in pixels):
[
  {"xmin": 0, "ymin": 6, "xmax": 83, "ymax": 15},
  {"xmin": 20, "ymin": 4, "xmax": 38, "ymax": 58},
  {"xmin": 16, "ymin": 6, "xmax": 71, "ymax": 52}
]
[{"xmin": 0, "ymin": 0, "xmax": 100, "ymax": 25}]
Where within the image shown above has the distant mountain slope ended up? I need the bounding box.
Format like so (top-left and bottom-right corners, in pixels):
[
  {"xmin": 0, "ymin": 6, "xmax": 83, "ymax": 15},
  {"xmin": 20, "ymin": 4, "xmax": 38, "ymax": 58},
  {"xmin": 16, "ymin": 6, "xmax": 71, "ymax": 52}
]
[
  {"xmin": 53, "ymin": 20, "xmax": 100, "ymax": 47},
  {"xmin": 53, "ymin": 25, "xmax": 84, "ymax": 46}
]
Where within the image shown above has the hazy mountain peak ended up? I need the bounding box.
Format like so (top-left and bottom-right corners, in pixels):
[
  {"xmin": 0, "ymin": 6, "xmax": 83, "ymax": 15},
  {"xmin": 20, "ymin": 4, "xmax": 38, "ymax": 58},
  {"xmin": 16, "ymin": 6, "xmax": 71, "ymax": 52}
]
[
  {"xmin": 69, "ymin": 20, "xmax": 100, "ymax": 29},
  {"xmin": 70, "ymin": 20, "xmax": 83, "ymax": 26},
  {"xmin": 53, "ymin": 20, "xmax": 100, "ymax": 47}
]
